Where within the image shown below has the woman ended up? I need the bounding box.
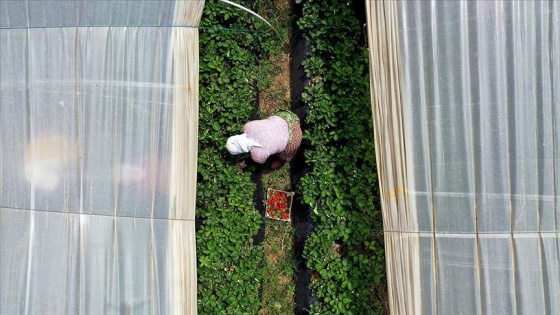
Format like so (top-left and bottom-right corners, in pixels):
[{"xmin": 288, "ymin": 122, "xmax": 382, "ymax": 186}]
[{"xmin": 226, "ymin": 110, "xmax": 302, "ymax": 169}]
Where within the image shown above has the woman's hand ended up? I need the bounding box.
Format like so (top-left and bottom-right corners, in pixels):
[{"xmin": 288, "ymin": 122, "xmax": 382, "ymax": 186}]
[{"xmin": 237, "ymin": 160, "xmax": 247, "ymax": 169}]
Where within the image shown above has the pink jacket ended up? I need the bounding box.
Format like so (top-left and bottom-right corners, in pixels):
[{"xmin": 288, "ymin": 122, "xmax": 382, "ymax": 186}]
[{"xmin": 244, "ymin": 116, "xmax": 289, "ymax": 164}]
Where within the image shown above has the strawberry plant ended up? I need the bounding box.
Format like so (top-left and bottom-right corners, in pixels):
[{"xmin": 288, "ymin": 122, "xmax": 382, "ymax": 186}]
[
  {"xmin": 196, "ymin": 1, "xmax": 278, "ymax": 314},
  {"xmin": 296, "ymin": 0, "xmax": 387, "ymax": 314}
]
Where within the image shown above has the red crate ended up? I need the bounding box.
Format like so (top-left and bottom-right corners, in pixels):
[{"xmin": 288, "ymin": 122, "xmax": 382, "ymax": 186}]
[{"xmin": 265, "ymin": 188, "xmax": 294, "ymax": 221}]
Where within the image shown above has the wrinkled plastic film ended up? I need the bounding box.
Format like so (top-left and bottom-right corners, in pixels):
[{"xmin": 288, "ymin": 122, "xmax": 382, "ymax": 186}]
[
  {"xmin": 0, "ymin": 1, "xmax": 204, "ymax": 314},
  {"xmin": 367, "ymin": 1, "xmax": 421, "ymax": 313},
  {"xmin": 368, "ymin": 1, "xmax": 560, "ymax": 314}
]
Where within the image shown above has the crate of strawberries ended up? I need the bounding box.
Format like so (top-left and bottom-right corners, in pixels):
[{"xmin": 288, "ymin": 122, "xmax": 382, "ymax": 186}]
[{"xmin": 265, "ymin": 188, "xmax": 294, "ymax": 221}]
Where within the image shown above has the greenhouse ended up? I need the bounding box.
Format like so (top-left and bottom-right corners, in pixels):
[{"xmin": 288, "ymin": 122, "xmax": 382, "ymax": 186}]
[{"xmin": 1, "ymin": 1, "xmax": 558, "ymax": 314}]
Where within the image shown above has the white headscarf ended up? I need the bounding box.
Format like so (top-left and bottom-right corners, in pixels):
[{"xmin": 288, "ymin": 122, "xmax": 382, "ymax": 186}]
[{"xmin": 226, "ymin": 133, "xmax": 262, "ymax": 155}]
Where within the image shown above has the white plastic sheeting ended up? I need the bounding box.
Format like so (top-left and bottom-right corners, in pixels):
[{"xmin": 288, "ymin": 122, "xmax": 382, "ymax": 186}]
[
  {"xmin": 367, "ymin": 1, "xmax": 560, "ymax": 314},
  {"xmin": 0, "ymin": 1, "xmax": 204, "ymax": 314}
]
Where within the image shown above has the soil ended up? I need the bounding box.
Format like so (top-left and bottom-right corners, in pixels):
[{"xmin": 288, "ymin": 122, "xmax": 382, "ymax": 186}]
[
  {"xmin": 256, "ymin": 1, "xmax": 300, "ymax": 315},
  {"xmin": 260, "ymin": 54, "xmax": 291, "ymax": 117},
  {"xmin": 264, "ymin": 228, "xmax": 286, "ymax": 266},
  {"xmin": 255, "ymin": 0, "xmax": 314, "ymax": 313},
  {"xmin": 265, "ymin": 246, "xmax": 281, "ymax": 265}
]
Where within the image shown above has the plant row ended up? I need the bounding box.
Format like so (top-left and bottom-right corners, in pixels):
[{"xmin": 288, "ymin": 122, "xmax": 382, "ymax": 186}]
[
  {"xmin": 297, "ymin": 0, "xmax": 386, "ymax": 314},
  {"xmin": 196, "ymin": 1, "xmax": 278, "ymax": 314}
]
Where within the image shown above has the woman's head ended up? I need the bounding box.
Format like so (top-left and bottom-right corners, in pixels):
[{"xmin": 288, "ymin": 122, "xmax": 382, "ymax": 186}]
[{"xmin": 226, "ymin": 134, "xmax": 261, "ymax": 155}]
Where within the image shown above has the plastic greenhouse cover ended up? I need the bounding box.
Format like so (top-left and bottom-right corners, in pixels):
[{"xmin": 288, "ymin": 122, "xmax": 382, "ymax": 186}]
[
  {"xmin": 0, "ymin": 1, "xmax": 204, "ymax": 314},
  {"xmin": 367, "ymin": 1, "xmax": 559, "ymax": 314}
]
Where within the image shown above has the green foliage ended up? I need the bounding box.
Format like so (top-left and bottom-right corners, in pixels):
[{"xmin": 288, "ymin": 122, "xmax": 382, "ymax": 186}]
[
  {"xmin": 297, "ymin": 1, "xmax": 386, "ymax": 314},
  {"xmin": 196, "ymin": 1, "xmax": 278, "ymax": 314}
]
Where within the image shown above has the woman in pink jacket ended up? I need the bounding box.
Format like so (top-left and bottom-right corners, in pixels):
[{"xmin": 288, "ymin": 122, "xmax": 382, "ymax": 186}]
[{"xmin": 226, "ymin": 110, "xmax": 302, "ymax": 169}]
